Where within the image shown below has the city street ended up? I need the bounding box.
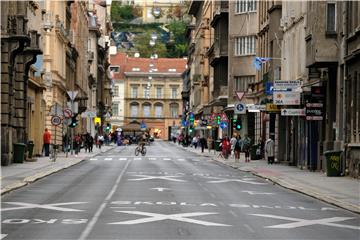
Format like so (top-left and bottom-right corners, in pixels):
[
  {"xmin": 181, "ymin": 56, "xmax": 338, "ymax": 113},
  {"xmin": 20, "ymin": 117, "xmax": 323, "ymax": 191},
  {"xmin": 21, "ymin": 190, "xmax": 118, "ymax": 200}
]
[{"xmin": 1, "ymin": 141, "xmax": 359, "ymax": 240}]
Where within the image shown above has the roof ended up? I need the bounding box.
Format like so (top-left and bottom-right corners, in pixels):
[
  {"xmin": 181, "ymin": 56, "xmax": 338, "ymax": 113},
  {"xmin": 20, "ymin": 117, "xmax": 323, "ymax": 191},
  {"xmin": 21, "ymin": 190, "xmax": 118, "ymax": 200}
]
[{"xmin": 110, "ymin": 52, "xmax": 187, "ymax": 80}]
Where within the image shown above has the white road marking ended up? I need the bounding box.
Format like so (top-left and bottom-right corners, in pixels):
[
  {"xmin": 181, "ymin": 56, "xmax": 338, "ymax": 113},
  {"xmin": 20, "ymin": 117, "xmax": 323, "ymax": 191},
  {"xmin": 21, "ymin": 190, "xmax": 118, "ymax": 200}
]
[
  {"xmin": 118, "ymin": 158, "xmax": 127, "ymax": 161},
  {"xmin": 110, "ymin": 207, "xmax": 137, "ymax": 209},
  {"xmin": 177, "ymin": 158, "xmax": 185, "ymax": 161},
  {"xmin": 1, "ymin": 234, "xmax": 8, "ymax": 239},
  {"xmin": 134, "ymin": 157, "xmax": 142, "ymax": 161},
  {"xmin": 151, "ymin": 187, "xmax": 170, "ymax": 192},
  {"xmin": 241, "ymin": 191, "xmax": 275, "ymax": 195},
  {"xmin": 79, "ymin": 160, "xmax": 131, "ymax": 240},
  {"xmin": 89, "ymin": 158, "xmax": 97, "ymax": 161},
  {"xmin": 149, "ymin": 157, "xmax": 157, "ymax": 161},
  {"xmin": 206, "ymin": 177, "xmax": 267, "ymax": 185},
  {"xmin": 229, "ymin": 210, "xmax": 238, "ymax": 217},
  {"xmin": 104, "ymin": 158, "xmax": 113, "ymax": 161},
  {"xmin": 1, "ymin": 202, "xmax": 87, "ymax": 212},
  {"xmin": 109, "ymin": 211, "xmax": 231, "ymax": 226},
  {"xmin": 163, "ymin": 158, "xmax": 171, "ymax": 161},
  {"xmin": 250, "ymin": 214, "xmax": 360, "ymax": 230},
  {"xmin": 128, "ymin": 175, "xmax": 187, "ymax": 182},
  {"xmin": 243, "ymin": 224, "xmax": 255, "ymax": 233}
]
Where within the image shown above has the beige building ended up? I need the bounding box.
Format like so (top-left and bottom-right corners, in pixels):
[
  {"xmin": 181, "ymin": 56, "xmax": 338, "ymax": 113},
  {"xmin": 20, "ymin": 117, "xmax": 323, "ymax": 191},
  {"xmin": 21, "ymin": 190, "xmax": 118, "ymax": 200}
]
[{"xmin": 111, "ymin": 54, "xmax": 186, "ymax": 139}]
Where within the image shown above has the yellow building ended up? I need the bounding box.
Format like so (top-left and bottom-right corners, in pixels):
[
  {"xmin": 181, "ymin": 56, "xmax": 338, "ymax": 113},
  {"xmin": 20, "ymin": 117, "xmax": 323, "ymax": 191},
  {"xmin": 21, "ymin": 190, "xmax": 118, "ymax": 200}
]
[{"xmin": 112, "ymin": 54, "xmax": 186, "ymax": 139}]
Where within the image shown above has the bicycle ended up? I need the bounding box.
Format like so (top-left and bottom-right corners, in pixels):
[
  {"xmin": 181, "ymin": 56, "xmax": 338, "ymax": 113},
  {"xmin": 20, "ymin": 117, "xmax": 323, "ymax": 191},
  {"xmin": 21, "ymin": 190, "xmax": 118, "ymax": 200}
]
[
  {"xmin": 135, "ymin": 145, "xmax": 147, "ymax": 156},
  {"xmin": 50, "ymin": 144, "xmax": 59, "ymax": 162}
]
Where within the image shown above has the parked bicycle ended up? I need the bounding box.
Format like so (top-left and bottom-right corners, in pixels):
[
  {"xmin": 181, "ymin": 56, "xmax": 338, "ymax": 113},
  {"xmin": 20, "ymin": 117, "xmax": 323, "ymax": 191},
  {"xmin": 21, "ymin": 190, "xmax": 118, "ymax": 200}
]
[{"xmin": 135, "ymin": 145, "xmax": 146, "ymax": 156}]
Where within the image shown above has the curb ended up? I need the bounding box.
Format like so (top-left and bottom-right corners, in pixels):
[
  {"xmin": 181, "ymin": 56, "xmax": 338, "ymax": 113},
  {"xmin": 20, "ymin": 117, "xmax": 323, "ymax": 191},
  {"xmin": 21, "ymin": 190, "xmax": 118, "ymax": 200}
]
[
  {"xmin": 1, "ymin": 146, "xmax": 118, "ymax": 195},
  {"xmin": 172, "ymin": 142, "xmax": 360, "ymax": 214}
]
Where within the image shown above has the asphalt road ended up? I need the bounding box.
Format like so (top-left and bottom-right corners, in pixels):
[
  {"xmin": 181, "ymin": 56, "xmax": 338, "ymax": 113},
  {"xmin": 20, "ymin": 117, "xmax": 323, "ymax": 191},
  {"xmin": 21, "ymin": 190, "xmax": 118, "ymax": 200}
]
[{"xmin": 1, "ymin": 141, "xmax": 359, "ymax": 240}]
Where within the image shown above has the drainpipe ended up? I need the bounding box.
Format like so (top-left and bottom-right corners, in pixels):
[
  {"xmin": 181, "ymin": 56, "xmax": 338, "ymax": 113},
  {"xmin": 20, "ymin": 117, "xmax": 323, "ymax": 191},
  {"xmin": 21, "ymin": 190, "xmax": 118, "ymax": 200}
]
[{"xmin": 342, "ymin": 1, "xmax": 348, "ymax": 174}]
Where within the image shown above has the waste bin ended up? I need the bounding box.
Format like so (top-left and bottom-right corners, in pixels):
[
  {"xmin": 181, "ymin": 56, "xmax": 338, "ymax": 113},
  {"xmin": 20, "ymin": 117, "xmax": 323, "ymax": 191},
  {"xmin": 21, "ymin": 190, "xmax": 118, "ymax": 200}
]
[
  {"xmin": 13, "ymin": 143, "xmax": 26, "ymax": 163},
  {"xmin": 27, "ymin": 141, "xmax": 34, "ymax": 159},
  {"xmin": 214, "ymin": 140, "xmax": 221, "ymax": 151},
  {"xmin": 324, "ymin": 150, "xmax": 343, "ymax": 177}
]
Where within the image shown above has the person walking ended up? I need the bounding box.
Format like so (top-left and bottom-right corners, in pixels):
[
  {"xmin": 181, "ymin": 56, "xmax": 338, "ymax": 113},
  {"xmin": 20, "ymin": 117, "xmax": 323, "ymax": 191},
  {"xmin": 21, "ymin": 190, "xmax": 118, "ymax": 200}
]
[
  {"xmin": 234, "ymin": 135, "xmax": 242, "ymax": 161},
  {"xmin": 221, "ymin": 136, "xmax": 231, "ymax": 159},
  {"xmin": 43, "ymin": 128, "xmax": 51, "ymax": 156},
  {"xmin": 265, "ymin": 135, "xmax": 275, "ymax": 164},
  {"xmin": 207, "ymin": 136, "xmax": 213, "ymax": 153},
  {"xmin": 230, "ymin": 134, "xmax": 237, "ymax": 159},
  {"xmin": 243, "ymin": 134, "xmax": 251, "ymax": 162},
  {"xmin": 200, "ymin": 136, "xmax": 206, "ymax": 153}
]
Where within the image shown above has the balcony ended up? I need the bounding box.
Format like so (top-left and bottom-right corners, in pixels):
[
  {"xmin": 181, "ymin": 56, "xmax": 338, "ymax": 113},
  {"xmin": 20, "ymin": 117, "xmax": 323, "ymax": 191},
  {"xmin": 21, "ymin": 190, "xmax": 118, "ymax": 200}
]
[
  {"xmin": 211, "ymin": 1, "xmax": 228, "ymax": 27},
  {"xmin": 55, "ymin": 15, "xmax": 72, "ymax": 43}
]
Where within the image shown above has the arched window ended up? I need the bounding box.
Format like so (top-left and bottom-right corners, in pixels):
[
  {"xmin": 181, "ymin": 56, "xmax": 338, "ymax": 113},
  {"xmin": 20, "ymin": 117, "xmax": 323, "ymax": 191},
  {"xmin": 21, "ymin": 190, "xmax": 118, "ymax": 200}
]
[
  {"xmin": 154, "ymin": 103, "xmax": 163, "ymax": 118},
  {"xmin": 130, "ymin": 102, "xmax": 139, "ymax": 118},
  {"xmin": 143, "ymin": 102, "xmax": 151, "ymax": 117},
  {"xmin": 170, "ymin": 103, "xmax": 179, "ymax": 118}
]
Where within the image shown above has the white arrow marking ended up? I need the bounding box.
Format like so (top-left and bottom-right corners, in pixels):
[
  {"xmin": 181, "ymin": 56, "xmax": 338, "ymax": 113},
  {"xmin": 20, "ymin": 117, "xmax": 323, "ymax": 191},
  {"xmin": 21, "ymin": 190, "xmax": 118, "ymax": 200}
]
[
  {"xmin": 128, "ymin": 175, "xmax": 186, "ymax": 182},
  {"xmin": 206, "ymin": 177, "xmax": 267, "ymax": 185},
  {"xmin": 151, "ymin": 187, "xmax": 170, "ymax": 192},
  {"xmin": 118, "ymin": 158, "xmax": 127, "ymax": 161},
  {"xmin": 109, "ymin": 211, "xmax": 231, "ymax": 226},
  {"xmin": 250, "ymin": 214, "xmax": 360, "ymax": 230},
  {"xmin": 1, "ymin": 234, "xmax": 7, "ymax": 239},
  {"xmin": 241, "ymin": 191, "xmax": 274, "ymax": 195},
  {"xmin": 1, "ymin": 202, "xmax": 87, "ymax": 212}
]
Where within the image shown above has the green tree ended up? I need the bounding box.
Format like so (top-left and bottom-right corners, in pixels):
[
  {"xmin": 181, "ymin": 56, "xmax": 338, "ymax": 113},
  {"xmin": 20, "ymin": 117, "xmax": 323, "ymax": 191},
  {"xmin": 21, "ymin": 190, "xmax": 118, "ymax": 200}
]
[
  {"xmin": 111, "ymin": 2, "xmax": 142, "ymax": 22},
  {"xmin": 135, "ymin": 32, "xmax": 168, "ymax": 58}
]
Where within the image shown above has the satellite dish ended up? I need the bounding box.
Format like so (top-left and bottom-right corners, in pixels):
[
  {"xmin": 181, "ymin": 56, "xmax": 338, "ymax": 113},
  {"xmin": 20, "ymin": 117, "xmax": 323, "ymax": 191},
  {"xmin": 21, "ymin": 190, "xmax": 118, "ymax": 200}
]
[{"xmin": 134, "ymin": 52, "xmax": 140, "ymax": 58}]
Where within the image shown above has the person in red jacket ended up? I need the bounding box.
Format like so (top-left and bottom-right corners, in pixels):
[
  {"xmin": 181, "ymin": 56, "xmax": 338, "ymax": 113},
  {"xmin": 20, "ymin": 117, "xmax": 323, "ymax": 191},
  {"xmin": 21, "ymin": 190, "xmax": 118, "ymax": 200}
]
[
  {"xmin": 221, "ymin": 135, "xmax": 231, "ymax": 159},
  {"xmin": 43, "ymin": 128, "xmax": 51, "ymax": 156}
]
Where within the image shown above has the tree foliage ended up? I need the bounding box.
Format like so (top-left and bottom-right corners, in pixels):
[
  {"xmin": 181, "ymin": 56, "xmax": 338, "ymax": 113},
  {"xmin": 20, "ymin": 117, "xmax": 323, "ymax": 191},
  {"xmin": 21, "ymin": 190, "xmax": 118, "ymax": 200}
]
[{"xmin": 111, "ymin": 2, "xmax": 141, "ymax": 22}]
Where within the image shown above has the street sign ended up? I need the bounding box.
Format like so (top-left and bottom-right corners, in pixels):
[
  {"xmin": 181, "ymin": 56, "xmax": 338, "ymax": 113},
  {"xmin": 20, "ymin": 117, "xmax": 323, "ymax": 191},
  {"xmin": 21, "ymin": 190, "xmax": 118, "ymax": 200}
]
[
  {"xmin": 234, "ymin": 103, "xmax": 246, "ymax": 114},
  {"xmin": 63, "ymin": 118, "xmax": 72, "ymax": 126},
  {"xmin": 274, "ymin": 80, "xmax": 302, "ymax": 91},
  {"xmin": 67, "ymin": 91, "xmax": 78, "ymax": 101},
  {"xmin": 281, "ymin": 108, "xmax": 305, "ymax": 116},
  {"xmin": 94, "ymin": 117, "xmax": 101, "ymax": 125},
  {"xmin": 51, "ymin": 116, "xmax": 62, "ymax": 126},
  {"xmin": 273, "ymin": 92, "xmax": 301, "ymax": 105},
  {"xmin": 235, "ymin": 91, "xmax": 245, "ymax": 101},
  {"xmin": 63, "ymin": 108, "xmax": 73, "ymax": 118},
  {"xmin": 266, "ymin": 104, "xmax": 281, "ymax": 113},
  {"xmin": 49, "ymin": 103, "xmax": 63, "ymax": 116}
]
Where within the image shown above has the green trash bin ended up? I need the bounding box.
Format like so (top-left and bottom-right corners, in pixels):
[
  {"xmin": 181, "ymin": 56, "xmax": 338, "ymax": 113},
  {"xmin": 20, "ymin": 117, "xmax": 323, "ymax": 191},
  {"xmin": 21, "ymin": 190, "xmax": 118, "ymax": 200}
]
[
  {"xmin": 214, "ymin": 140, "xmax": 221, "ymax": 151},
  {"xmin": 13, "ymin": 143, "xmax": 26, "ymax": 163},
  {"xmin": 324, "ymin": 150, "xmax": 343, "ymax": 177},
  {"xmin": 27, "ymin": 141, "xmax": 34, "ymax": 159}
]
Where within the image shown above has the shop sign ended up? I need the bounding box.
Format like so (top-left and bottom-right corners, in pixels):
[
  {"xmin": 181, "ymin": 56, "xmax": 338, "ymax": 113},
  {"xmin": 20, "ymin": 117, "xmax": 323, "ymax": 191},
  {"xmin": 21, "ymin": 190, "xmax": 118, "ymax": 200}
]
[
  {"xmin": 247, "ymin": 104, "xmax": 266, "ymax": 112},
  {"xmin": 94, "ymin": 117, "xmax": 101, "ymax": 124},
  {"xmin": 274, "ymin": 80, "xmax": 302, "ymax": 91},
  {"xmin": 273, "ymin": 92, "xmax": 301, "ymax": 105},
  {"xmin": 265, "ymin": 82, "xmax": 274, "ymax": 96},
  {"xmin": 306, "ymin": 103, "xmax": 324, "ymax": 121},
  {"xmin": 281, "ymin": 108, "xmax": 305, "ymax": 116},
  {"xmin": 266, "ymin": 104, "xmax": 281, "ymax": 113}
]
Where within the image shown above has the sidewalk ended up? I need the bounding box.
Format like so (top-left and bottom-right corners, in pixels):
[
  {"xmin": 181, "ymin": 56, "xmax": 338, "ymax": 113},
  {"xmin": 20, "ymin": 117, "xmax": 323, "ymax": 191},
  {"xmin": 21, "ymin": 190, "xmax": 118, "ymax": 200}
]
[
  {"xmin": 174, "ymin": 142, "xmax": 360, "ymax": 214},
  {"xmin": 1, "ymin": 144, "xmax": 117, "ymax": 195}
]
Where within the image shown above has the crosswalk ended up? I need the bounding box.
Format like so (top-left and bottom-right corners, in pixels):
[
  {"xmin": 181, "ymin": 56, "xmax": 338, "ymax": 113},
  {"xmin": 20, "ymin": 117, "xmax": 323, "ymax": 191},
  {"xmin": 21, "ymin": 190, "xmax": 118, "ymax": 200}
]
[{"xmin": 88, "ymin": 157, "xmax": 194, "ymax": 162}]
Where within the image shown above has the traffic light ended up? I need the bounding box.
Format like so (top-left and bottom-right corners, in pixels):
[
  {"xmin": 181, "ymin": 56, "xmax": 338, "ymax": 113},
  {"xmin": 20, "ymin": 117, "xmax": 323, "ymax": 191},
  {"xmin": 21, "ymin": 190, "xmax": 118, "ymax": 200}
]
[
  {"xmin": 235, "ymin": 119, "xmax": 242, "ymax": 130},
  {"xmin": 217, "ymin": 115, "xmax": 221, "ymax": 125},
  {"xmin": 69, "ymin": 114, "xmax": 78, "ymax": 128},
  {"xmin": 106, "ymin": 123, "xmax": 111, "ymax": 131},
  {"xmin": 189, "ymin": 126, "xmax": 193, "ymax": 133}
]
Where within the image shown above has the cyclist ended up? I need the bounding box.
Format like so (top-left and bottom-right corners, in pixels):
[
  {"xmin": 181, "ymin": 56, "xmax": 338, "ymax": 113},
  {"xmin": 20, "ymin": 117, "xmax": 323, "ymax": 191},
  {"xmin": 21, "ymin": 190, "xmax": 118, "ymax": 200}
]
[{"xmin": 138, "ymin": 133, "xmax": 147, "ymax": 153}]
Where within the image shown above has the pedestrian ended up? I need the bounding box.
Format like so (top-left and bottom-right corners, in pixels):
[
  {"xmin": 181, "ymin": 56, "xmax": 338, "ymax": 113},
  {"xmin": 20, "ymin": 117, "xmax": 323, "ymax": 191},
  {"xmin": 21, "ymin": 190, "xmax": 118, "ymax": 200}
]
[
  {"xmin": 192, "ymin": 136, "xmax": 198, "ymax": 148},
  {"xmin": 265, "ymin": 135, "xmax": 275, "ymax": 164},
  {"xmin": 43, "ymin": 128, "xmax": 51, "ymax": 156},
  {"xmin": 221, "ymin": 135, "xmax": 231, "ymax": 159},
  {"xmin": 98, "ymin": 134, "xmax": 104, "ymax": 149},
  {"xmin": 230, "ymin": 134, "xmax": 237, "ymax": 159},
  {"xmin": 74, "ymin": 134, "xmax": 81, "ymax": 155},
  {"xmin": 243, "ymin": 134, "xmax": 251, "ymax": 162},
  {"xmin": 207, "ymin": 136, "xmax": 213, "ymax": 153},
  {"xmin": 200, "ymin": 135, "xmax": 206, "ymax": 153},
  {"xmin": 234, "ymin": 135, "xmax": 242, "ymax": 161},
  {"xmin": 88, "ymin": 135, "xmax": 94, "ymax": 152}
]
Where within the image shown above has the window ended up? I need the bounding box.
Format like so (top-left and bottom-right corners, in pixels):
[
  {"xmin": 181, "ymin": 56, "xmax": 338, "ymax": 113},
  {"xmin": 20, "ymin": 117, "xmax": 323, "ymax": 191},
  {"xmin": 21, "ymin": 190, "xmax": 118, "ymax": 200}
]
[
  {"xmin": 113, "ymin": 86, "xmax": 119, "ymax": 97},
  {"xmin": 131, "ymin": 86, "xmax": 138, "ymax": 98},
  {"xmin": 143, "ymin": 104, "xmax": 151, "ymax": 117},
  {"xmin": 112, "ymin": 103, "xmax": 119, "ymax": 116},
  {"xmin": 130, "ymin": 103, "xmax": 139, "ymax": 117},
  {"xmin": 156, "ymin": 87, "xmax": 162, "ymax": 98},
  {"xmin": 235, "ymin": 76, "xmax": 255, "ymax": 91},
  {"xmin": 235, "ymin": 0, "xmax": 257, "ymax": 14},
  {"xmin": 171, "ymin": 87, "xmax": 177, "ymax": 99},
  {"xmin": 326, "ymin": 2, "xmax": 336, "ymax": 33},
  {"xmin": 110, "ymin": 66, "xmax": 120, "ymax": 73},
  {"xmin": 155, "ymin": 104, "xmax": 163, "ymax": 118},
  {"xmin": 132, "ymin": 67, "xmax": 140, "ymax": 71},
  {"xmin": 170, "ymin": 104, "xmax": 178, "ymax": 118},
  {"xmin": 235, "ymin": 36, "xmax": 256, "ymax": 56},
  {"xmin": 144, "ymin": 87, "xmax": 150, "ymax": 98}
]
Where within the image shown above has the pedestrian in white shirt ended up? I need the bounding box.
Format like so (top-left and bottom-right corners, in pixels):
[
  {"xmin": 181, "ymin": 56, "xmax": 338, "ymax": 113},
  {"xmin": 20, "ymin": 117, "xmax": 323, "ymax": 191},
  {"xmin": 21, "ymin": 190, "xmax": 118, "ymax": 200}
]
[{"xmin": 265, "ymin": 135, "xmax": 275, "ymax": 164}]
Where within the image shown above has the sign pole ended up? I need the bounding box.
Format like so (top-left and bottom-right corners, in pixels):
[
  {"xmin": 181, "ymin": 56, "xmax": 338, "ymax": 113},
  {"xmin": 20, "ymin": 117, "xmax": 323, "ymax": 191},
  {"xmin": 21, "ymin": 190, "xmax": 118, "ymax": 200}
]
[
  {"xmin": 71, "ymin": 98, "xmax": 74, "ymax": 155},
  {"xmin": 54, "ymin": 125, "xmax": 57, "ymax": 162}
]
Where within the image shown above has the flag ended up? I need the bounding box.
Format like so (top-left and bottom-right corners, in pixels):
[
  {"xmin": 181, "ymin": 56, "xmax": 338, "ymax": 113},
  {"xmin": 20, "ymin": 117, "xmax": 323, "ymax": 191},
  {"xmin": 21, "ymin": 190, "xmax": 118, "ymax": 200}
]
[{"xmin": 253, "ymin": 57, "xmax": 272, "ymax": 70}]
